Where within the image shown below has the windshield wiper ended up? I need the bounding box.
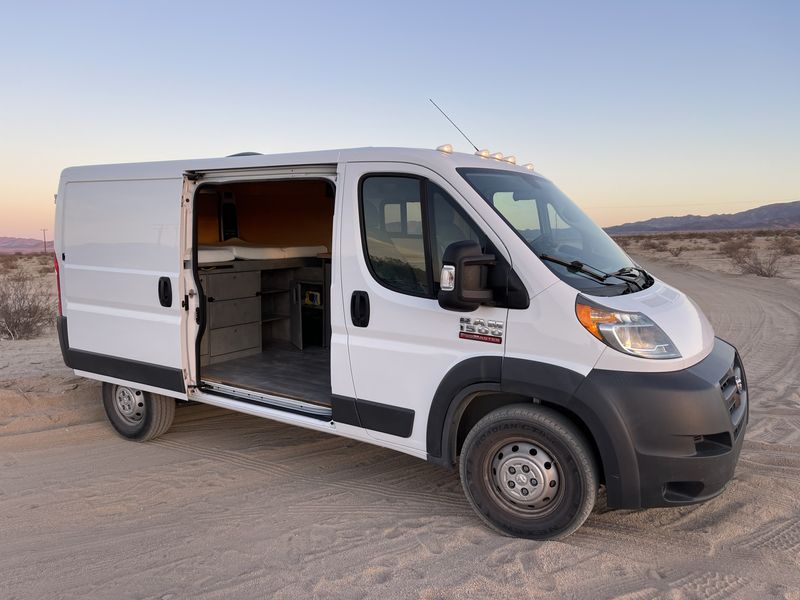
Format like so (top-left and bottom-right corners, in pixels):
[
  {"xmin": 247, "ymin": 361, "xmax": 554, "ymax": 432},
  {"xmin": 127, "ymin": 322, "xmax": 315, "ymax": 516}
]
[
  {"xmin": 611, "ymin": 266, "xmax": 651, "ymax": 291},
  {"xmin": 538, "ymin": 254, "xmax": 645, "ymax": 292},
  {"xmin": 537, "ymin": 254, "xmax": 612, "ymax": 284}
]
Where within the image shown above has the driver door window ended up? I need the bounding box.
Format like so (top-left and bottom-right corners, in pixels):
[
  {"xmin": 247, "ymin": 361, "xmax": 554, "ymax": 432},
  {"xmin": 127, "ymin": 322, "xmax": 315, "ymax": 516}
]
[
  {"xmin": 428, "ymin": 182, "xmax": 487, "ymax": 286},
  {"xmin": 360, "ymin": 176, "xmax": 489, "ymax": 297}
]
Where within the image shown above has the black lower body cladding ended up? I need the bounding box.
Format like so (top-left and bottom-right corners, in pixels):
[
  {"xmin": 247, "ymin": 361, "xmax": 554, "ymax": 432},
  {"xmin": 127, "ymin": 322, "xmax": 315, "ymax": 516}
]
[
  {"xmin": 429, "ymin": 339, "xmax": 747, "ymax": 511},
  {"xmin": 56, "ymin": 316, "xmax": 186, "ymax": 394},
  {"xmin": 572, "ymin": 337, "xmax": 748, "ymax": 508}
]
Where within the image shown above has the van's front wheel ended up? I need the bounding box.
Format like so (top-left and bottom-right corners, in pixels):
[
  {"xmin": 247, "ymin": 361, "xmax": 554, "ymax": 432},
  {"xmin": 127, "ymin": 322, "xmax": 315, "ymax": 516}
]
[
  {"xmin": 459, "ymin": 404, "xmax": 598, "ymax": 540},
  {"xmin": 102, "ymin": 383, "xmax": 175, "ymax": 441}
]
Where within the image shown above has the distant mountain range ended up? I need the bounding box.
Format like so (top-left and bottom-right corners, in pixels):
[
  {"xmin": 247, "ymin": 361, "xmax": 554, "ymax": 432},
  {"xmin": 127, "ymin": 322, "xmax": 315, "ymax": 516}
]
[
  {"xmin": 0, "ymin": 237, "xmax": 54, "ymax": 253},
  {"xmin": 605, "ymin": 201, "xmax": 800, "ymax": 234},
  {"xmin": 2, "ymin": 201, "xmax": 798, "ymax": 250}
]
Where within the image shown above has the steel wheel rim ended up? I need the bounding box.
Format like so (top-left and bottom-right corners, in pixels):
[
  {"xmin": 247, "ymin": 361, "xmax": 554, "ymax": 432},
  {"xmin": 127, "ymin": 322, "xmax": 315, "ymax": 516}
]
[
  {"xmin": 113, "ymin": 386, "xmax": 145, "ymax": 426},
  {"xmin": 484, "ymin": 439, "xmax": 564, "ymax": 517}
]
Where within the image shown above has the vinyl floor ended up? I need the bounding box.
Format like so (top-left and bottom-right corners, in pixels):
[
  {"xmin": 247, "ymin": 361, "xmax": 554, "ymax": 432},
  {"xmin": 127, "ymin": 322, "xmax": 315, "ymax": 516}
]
[{"xmin": 201, "ymin": 344, "xmax": 331, "ymax": 406}]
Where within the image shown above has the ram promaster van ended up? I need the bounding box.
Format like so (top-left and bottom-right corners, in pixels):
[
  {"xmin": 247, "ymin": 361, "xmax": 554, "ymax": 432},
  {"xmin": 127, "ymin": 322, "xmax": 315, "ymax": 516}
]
[{"xmin": 54, "ymin": 146, "xmax": 748, "ymax": 539}]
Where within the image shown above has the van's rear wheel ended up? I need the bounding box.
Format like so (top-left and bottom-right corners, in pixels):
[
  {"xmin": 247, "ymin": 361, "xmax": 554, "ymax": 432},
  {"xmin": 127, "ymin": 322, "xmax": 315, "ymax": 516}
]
[
  {"xmin": 459, "ymin": 404, "xmax": 598, "ymax": 540},
  {"xmin": 102, "ymin": 383, "xmax": 175, "ymax": 441}
]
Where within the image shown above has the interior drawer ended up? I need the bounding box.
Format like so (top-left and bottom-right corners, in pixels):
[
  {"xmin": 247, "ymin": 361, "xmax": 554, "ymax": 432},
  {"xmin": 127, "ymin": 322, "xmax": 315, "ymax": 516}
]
[
  {"xmin": 208, "ymin": 323, "xmax": 261, "ymax": 356},
  {"xmin": 208, "ymin": 296, "xmax": 260, "ymax": 329},
  {"xmin": 205, "ymin": 271, "xmax": 259, "ymax": 301}
]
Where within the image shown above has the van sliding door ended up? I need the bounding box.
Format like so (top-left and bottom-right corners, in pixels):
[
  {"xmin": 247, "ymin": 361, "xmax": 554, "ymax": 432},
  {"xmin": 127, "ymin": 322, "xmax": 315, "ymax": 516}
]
[{"xmin": 60, "ymin": 178, "xmax": 186, "ymax": 396}]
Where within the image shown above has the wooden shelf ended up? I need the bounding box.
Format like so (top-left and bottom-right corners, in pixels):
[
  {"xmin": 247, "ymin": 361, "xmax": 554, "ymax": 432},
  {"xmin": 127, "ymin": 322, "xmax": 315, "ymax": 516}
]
[{"xmin": 262, "ymin": 314, "xmax": 290, "ymax": 323}]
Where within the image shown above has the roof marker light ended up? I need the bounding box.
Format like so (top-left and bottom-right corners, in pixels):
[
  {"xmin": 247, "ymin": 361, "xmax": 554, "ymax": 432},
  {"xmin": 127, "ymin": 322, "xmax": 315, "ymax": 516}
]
[
  {"xmin": 491, "ymin": 152, "xmax": 504, "ymax": 160},
  {"xmin": 523, "ymin": 163, "xmax": 535, "ymax": 171},
  {"xmin": 503, "ymin": 155, "xmax": 517, "ymax": 164},
  {"xmin": 476, "ymin": 149, "xmax": 491, "ymax": 158},
  {"xmin": 436, "ymin": 144, "xmax": 453, "ymax": 153}
]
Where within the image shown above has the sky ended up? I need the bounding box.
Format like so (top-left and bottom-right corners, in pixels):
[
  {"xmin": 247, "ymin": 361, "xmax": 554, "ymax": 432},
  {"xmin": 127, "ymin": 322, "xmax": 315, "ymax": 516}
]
[{"xmin": 0, "ymin": 0, "xmax": 798, "ymax": 238}]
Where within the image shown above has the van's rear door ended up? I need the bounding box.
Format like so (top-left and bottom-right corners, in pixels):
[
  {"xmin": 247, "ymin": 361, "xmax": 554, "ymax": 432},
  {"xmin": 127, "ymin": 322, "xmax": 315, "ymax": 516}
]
[{"xmin": 58, "ymin": 176, "xmax": 186, "ymax": 397}]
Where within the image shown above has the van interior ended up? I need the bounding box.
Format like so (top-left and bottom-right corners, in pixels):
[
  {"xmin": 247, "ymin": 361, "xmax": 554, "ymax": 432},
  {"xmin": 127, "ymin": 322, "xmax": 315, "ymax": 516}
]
[{"xmin": 193, "ymin": 179, "xmax": 335, "ymax": 409}]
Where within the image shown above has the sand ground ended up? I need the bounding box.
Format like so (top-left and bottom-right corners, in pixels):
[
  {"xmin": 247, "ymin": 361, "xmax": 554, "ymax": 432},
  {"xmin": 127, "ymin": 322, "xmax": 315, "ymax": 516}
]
[{"xmin": 1, "ymin": 255, "xmax": 799, "ymax": 599}]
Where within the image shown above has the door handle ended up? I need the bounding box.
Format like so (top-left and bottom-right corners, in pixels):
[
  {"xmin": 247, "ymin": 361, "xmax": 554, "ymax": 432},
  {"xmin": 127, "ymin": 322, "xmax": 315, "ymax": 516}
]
[
  {"xmin": 350, "ymin": 290, "xmax": 370, "ymax": 327},
  {"xmin": 158, "ymin": 277, "xmax": 173, "ymax": 307}
]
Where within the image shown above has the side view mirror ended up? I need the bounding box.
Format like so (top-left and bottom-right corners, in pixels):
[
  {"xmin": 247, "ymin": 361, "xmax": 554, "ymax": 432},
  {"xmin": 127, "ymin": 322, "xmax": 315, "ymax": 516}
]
[{"xmin": 438, "ymin": 241, "xmax": 496, "ymax": 312}]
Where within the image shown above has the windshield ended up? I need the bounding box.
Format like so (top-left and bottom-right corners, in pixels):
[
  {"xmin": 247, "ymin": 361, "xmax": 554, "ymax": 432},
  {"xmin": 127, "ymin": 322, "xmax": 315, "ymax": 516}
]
[{"xmin": 458, "ymin": 168, "xmax": 647, "ymax": 295}]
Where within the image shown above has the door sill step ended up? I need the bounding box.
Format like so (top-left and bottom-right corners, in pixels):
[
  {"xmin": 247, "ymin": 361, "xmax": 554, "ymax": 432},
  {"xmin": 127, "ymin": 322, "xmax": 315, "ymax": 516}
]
[{"xmin": 199, "ymin": 380, "xmax": 332, "ymax": 420}]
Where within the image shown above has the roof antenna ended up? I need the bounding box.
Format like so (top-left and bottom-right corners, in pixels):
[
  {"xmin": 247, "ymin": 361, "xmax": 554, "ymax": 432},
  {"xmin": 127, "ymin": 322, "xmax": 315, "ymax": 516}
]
[{"xmin": 429, "ymin": 99, "xmax": 479, "ymax": 153}]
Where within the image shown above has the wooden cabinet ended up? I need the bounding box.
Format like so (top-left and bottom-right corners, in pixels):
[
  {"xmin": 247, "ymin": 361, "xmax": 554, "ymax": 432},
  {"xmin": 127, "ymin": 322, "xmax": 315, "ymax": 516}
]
[
  {"xmin": 197, "ymin": 259, "xmax": 329, "ymax": 366},
  {"xmin": 200, "ymin": 270, "xmax": 261, "ymax": 365}
]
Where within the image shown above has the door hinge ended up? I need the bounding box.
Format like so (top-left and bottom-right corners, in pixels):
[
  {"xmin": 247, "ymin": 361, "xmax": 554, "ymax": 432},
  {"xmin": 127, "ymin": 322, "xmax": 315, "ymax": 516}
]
[{"xmin": 184, "ymin": 170, "xmax": 203, "ymax": 181}]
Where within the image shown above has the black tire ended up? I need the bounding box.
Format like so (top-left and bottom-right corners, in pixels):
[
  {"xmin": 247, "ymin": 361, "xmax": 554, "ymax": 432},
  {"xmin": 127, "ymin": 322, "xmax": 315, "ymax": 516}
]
[
  {"xmin": 102, "ymin": 382, "xmax": 175, "ymax": 442},
  {"xmin": 459, "ymin": 403, "xmax": 598, "ymax": 540}
]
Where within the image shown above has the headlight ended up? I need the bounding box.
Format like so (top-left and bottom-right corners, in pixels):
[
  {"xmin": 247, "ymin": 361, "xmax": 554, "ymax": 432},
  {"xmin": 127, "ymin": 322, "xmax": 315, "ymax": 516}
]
[{"xmin": 575, "ymin": 297, "xmax": 681, "ymax": 359}]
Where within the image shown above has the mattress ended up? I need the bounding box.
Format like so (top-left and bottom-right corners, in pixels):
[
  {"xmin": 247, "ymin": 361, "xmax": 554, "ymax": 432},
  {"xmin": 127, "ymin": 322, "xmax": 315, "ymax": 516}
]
[
  {"xmin": 272, "ymin": 245, "xmax": 328, "ymax": 259},
  {"xmin": 198, "ymin": 247, "xmax": 236, "ymax": 264},
  {"xmin": 197, "ymin": 241, "xmax": 328, "ymax": 264}
]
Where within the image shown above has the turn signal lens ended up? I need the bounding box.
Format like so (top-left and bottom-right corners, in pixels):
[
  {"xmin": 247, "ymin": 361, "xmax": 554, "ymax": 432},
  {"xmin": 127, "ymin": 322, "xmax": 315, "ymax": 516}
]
[
  {"xmin": 576, "ymin": 303, "xmax": 617, "ymax": 341},
  {"xmin": 575, "ymin": 297, "xmax": 681, "ymax": 359}
]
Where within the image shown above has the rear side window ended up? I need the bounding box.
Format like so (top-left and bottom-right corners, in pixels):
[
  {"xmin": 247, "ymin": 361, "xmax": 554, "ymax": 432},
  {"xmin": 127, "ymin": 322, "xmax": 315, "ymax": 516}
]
[{"xmin": 360, "ymin": 176, "xmax": 429, "ymax": 295}]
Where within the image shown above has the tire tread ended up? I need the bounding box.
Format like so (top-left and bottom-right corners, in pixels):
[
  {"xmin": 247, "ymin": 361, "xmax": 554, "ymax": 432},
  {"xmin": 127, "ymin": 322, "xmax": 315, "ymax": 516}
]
[{"xmin": 459, "ymin": 403, "xmax": 598, "ymax": 540}]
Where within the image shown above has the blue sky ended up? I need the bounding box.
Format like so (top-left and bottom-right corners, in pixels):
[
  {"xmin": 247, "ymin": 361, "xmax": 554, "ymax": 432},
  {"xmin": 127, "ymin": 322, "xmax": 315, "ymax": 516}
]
[{"xmin": 1, "ymin": 0, "xmax": 798, "ymax": 236}]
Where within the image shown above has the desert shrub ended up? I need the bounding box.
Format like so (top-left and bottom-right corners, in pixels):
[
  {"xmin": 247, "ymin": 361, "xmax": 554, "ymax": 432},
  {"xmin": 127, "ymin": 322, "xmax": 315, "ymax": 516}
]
[
  {"xmin": 613, "ymin": 236, "xmax": 631, "ymax": 249},
  {"xmin": 36, "ymin": 253, "xmax": 53, "ymax": 266},
  {"xmin": 0, "ymin": 274, "xmax": 55, "ymax": 339},
  {"xmin": 667, "ymin": 246, "xmax": 687, "ymax": 257},
  {"xmin": 730, "ymin": 250, "xmax": 782, "ymax": 277},
  {"xmin": 641, "ymin": 238, "xmax": 669, "ymax": 252},
  {"xmin": 0, "ymin": 254, "xmax": 19, "ymax": 273},
  {"xmin": 719, "ymin": 237, "xmax": 753, "ymax": 258},
  {"xmin": 770, "ymin": 235, "xmax": 800, "ymax": 256},
  {"xmin": 705, "ymin": 231, "xmax": 730, "ymax": 244},
  {"xmin": 38, "ymin": 265, "xmax": 53, "ymax": 275}
]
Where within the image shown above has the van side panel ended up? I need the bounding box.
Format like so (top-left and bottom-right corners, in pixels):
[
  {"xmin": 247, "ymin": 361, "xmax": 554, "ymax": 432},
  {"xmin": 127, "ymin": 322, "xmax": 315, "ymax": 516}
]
[{"xmin": 60, "ymin": 178, "xmax": 184, "ymax": 388}]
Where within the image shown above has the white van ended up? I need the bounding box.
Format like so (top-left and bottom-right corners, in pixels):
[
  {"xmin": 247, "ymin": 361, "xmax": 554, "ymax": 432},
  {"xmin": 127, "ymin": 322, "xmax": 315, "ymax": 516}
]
[{"xmin": 54, "ymin": 147, "xmax": 747, "ymax": 539}]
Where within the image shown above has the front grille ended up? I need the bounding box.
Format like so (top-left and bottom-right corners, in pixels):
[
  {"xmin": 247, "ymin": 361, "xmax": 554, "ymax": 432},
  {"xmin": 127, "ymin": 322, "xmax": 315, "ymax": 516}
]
[{"xmin": 719, "ymin": 355, "xmax": 747, "ymax": 436}]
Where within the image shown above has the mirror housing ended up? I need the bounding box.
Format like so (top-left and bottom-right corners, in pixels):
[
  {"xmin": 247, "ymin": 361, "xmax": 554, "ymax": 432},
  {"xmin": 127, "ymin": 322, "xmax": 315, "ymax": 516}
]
[{"xmin": 438, "ymin": 241, "xmax": 496, "ymax": 312}]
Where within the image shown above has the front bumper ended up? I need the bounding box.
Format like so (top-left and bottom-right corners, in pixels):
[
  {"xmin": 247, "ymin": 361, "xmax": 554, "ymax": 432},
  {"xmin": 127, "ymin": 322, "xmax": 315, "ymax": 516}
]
[{"xmin": 574, "ymin": 337, "xmax": 748, "ymax": 508}]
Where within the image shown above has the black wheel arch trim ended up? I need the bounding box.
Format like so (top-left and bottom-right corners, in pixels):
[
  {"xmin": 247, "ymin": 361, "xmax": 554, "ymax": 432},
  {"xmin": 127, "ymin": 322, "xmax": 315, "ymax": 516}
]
[
  {"xmin": 425, "ymin": 355, "xmax": 634, "ymax": 507},
  {"xmin": 426, "ymin": 356, "xmax": 503, "ymax": 459}
]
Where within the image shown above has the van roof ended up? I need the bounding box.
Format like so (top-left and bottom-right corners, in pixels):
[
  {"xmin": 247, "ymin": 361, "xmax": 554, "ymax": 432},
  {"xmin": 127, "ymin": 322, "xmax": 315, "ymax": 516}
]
[{"xmin": 59, "ymin": 147, "xmax": 535, "ymax": 182}]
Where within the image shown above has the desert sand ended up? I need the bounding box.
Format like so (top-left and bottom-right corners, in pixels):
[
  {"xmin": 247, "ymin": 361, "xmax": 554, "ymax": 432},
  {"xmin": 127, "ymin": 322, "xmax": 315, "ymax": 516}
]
[{"xmin": 1, "ymin": 254, "xmax": 799, "ymax": 599}]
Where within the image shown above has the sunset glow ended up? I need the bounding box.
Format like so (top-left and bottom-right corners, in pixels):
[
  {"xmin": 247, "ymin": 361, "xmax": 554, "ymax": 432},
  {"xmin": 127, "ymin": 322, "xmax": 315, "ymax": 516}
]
[{"xmin": 1, "ymin": 1, "xmax": 797, "ymax": 238}]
